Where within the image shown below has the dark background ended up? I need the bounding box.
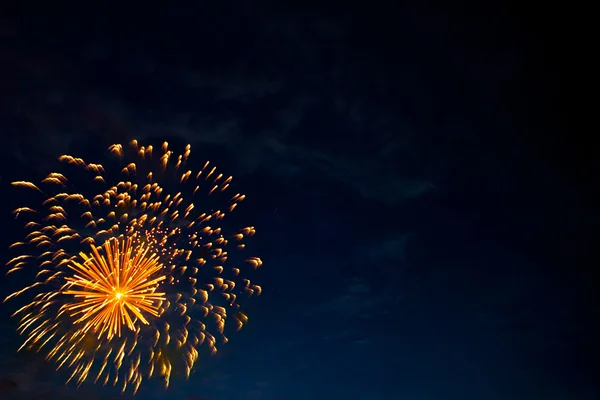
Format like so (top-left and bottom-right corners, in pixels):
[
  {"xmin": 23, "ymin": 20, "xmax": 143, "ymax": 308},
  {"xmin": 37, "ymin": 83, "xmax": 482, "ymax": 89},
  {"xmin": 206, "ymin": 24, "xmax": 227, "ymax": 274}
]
[{"xmin": 0, "ymin": 1, "xmax": 595, "ymax": 399}]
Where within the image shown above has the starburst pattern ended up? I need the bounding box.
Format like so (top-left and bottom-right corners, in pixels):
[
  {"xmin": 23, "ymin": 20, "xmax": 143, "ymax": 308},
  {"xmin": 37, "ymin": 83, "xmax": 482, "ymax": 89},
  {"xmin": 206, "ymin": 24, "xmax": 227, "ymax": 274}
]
[
  {"xmin": 62, "ymin": 233, "xmax": 166, "ymax": 339},
  {"xmin": 5, "ymin": 140, "xmax": 263, "ymax": 394}
]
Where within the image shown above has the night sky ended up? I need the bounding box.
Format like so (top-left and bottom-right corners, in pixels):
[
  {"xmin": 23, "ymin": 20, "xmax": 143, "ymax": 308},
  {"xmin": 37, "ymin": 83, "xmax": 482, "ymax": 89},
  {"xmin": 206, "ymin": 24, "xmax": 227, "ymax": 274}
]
[{"xmin": 0, "ymin": 2, "xmax": 595, "ymax": 400}]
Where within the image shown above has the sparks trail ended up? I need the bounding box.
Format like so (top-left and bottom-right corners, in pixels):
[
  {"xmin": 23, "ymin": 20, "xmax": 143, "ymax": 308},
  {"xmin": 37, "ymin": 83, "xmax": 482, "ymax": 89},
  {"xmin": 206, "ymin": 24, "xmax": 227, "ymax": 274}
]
[{"xmin": 6, "ymin": 140, "xmax": 263, "ymax": 394}]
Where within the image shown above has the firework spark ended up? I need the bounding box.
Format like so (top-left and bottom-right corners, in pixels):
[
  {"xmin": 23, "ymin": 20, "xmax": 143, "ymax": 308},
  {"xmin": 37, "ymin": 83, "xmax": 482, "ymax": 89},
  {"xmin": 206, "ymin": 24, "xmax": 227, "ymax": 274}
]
[
  {"xmin": 62, "ymin": 233, "xmax": 167, "ymax": 339},
  {"xmin": 5, "ymin": 140, "xmax": 263, "ymax": 394}
]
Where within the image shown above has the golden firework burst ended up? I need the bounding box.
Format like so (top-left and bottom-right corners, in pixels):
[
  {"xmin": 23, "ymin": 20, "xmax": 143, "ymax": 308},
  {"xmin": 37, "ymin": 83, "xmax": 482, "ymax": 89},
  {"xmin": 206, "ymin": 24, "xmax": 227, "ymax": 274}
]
[
  {"xmin": 5, "ymin": 140, "xmax": 263, "ymax": 394},
  {"xmin": 62, "ymin": 233, "xmax": 167, "ymax": 340}
]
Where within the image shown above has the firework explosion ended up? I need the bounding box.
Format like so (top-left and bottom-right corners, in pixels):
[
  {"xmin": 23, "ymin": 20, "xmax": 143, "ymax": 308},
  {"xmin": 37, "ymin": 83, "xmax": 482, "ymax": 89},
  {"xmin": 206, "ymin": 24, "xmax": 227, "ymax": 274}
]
[{"xmin": 5, "ymin": 140, "xmax": 262, "ymax": 394}]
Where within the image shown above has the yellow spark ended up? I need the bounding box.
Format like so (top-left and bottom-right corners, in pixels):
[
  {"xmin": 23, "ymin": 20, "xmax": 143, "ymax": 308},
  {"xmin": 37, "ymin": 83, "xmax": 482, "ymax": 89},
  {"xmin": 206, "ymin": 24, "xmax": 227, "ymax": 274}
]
[{"xmin": 62, "ymin": 233, "xmax": 166, "ymax": 340}]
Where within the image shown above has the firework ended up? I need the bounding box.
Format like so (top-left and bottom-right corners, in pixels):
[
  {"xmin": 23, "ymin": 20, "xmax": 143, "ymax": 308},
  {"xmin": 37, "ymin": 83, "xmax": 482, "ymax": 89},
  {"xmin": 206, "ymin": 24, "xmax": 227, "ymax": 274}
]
[{"xmin": 5, "ymin": 140, "xmax": 263, "ymax": 394}]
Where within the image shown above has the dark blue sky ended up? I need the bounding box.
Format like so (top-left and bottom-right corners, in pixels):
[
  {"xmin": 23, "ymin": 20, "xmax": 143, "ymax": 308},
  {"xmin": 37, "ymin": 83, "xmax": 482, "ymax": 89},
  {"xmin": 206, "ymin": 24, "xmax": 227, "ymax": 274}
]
[{"xmin": 0, "ymin": 1, "xmax": 594, "ymax": 400}]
